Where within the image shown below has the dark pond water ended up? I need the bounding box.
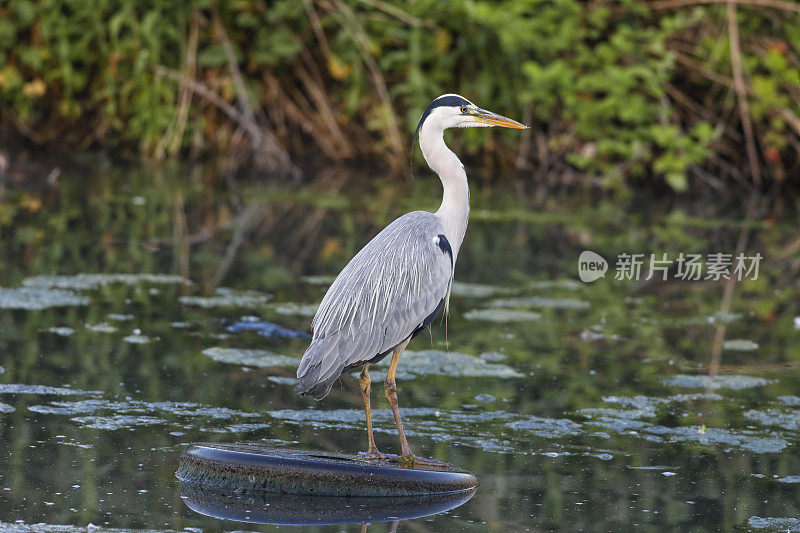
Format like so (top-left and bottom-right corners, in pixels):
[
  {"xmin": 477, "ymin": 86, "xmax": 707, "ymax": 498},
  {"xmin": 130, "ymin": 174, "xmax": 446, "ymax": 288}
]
[{"xmin": 1, "ymin": 164, "xmax": 800, "ymax": 531}]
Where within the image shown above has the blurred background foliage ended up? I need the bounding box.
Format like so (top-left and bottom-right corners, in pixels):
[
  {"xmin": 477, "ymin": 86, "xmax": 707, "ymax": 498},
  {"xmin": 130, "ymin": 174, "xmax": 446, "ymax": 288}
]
[{"xmin": 1, "ymin": 0, "xmax": 799, "ymax": 195}]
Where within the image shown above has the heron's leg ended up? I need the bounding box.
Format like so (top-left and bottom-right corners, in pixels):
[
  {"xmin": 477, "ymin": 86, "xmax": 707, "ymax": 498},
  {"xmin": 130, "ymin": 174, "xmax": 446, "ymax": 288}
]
[
  {"xmin": 359, "ymin": 364, "xmax": 383, "ymax": 459},
  {"xmin": 384, "ymin": 338, "xmax": 413, "ymax": 460}
]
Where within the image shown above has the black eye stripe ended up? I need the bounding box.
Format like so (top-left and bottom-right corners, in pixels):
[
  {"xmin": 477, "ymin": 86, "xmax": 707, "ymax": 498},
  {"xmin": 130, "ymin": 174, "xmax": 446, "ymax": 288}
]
[{"xmin": 414, "ymin": 95, "xmax": 472, "ymax": 141}]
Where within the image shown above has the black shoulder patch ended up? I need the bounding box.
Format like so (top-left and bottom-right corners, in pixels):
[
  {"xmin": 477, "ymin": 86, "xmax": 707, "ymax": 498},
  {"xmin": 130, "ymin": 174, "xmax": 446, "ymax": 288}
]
[{"xmin": 436, "ymin": 234, "xmax": 453, "ymax": 267}]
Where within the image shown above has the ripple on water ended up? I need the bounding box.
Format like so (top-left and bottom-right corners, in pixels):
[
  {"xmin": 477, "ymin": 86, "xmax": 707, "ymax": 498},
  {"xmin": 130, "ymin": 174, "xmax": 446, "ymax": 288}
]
[
  {"xmin": 661, "ymin": 374, "xmax": 773, "ymax": 390},
  {"xmin": 0, "ymin": 287, "xmax": 88, "ymax": 310},
  {"xmin": 202, "ymin": 347, "xmax": 300, "ymax": 368}
]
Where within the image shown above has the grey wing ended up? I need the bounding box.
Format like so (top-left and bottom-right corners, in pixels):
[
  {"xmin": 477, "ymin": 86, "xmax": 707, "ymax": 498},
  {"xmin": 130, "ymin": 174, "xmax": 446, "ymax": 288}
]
[{"xmin": 295, "ymin": 211, "xmax": 452, "ymax": 399}]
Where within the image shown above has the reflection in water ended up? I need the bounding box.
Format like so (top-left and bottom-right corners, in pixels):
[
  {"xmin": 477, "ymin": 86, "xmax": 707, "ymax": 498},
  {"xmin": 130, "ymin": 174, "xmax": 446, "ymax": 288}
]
[{"xmin": 180, "ymin": 482, "xmax": 476, "ymax": 525}]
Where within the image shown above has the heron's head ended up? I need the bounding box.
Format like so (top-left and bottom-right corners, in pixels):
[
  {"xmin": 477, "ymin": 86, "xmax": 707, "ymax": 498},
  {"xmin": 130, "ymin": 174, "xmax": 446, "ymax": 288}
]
[{"xmin": 415, "ymin": 94, "xmax": 527, "ymax": 137}]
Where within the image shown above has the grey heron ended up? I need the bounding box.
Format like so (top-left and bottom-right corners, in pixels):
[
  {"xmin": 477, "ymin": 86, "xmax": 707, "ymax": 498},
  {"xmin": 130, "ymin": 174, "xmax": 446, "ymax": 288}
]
[{"xmin": 296, "ymin": 94, "xmax": 526, "ymax": 464}]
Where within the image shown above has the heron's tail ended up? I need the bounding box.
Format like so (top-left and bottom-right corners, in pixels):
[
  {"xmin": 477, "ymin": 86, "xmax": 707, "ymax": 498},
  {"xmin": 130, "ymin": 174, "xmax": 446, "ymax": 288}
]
[{"xmin": 295, "ymin": 336, "xmax": 342, "ymax": 400}]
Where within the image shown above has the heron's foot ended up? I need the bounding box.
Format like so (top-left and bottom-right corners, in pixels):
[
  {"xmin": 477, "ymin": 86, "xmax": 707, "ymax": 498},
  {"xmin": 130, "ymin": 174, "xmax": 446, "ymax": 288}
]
[
  {"xmin": 361, "ymin": 449, "xmax": 387, "ymax": 461},
  {"xmin": 400, "ymin": 454, "xmax": 452, "ymax": 468}
]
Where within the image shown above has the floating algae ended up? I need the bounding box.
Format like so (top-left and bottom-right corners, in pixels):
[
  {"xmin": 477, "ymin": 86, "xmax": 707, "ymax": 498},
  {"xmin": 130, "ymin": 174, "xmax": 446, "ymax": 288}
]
[
  {"xmin": 202, "ymin": 347, "xmax": 299, "ymax": 368},
  {"xmin": 23, "ymin": 273, "xmax": 189, "ymax": 290},
  {"xmin": 301, "ymin": 274, "xmax": 336, "ymax": 286},
  {"xmin": 30, "ymin": 398, "xmax": 262, "ymax": 434},
  {"xmin": 0, "ymin": 522, "xmax": 175, "ymax": 533},
  {"xmin": 29, "ymin": 399, "xmax": 132, "ymax": 415},
  {"xmin": 269, "ymin": 407, "xmax": 585, "ymax": 454},
  {"xmin": 748, "ymin": 517, "xmax": 800, "ymax": 531},
  {"xmin": 70, "ymin": 414, "xmax": 167, "ymax": 430},
  {"xmin": 123, "ymin": 334, "xmax": 155, "ymax": 344},
  {"xmin": 489, "ymin": 296, "xmax": 590, "ymax": 310},
  {"xmin": 744, "ymin": 409, "xmax": 800, "ymax": 431},
  {"xmin": 722, "ymin": 339, "xmax": 759, "ymax": 351},
  {"xmin": 371, "ymin": 349, "xmax": 524, "ymax": 379},
  {"xmin": 85, "ymin": 323, "xmax": 118, "ymax": 333},
  {"xmin": 661, "ymin": 374, "xmax": 772, "ymax": 390},
  {"xmin": 268, "ymin": 302, "xmax": 319, "ymax": 317},
  {"xmin": 529, "ymin": 279, "xmax": 581, "ymax": 291},
  {"xmin": 506, "ymin": 417, "xmax": 583, "ymax": 438},
  {"xmin": 46, "ymin": 327, "xmax": 75, "ymax": 336},
  {"xmin": 580, "ymin": 394, "xmax": 788, "ymax": 454},
  {"xmin": 0, "ymin": 287, "xmax": 88, "ymax": 310},
  {"xmin": 225, "ymin": 319, "xmax": 308, "ymax": 338},
  {"xmin": 463, "ymin": 308, "xmax": 541, "ymax": 322},
  {"xmin": 179, "ymin": 288, "xmax": 271, "ymax": 308},
  {"xmin": 450, "ymin": 281, "xmax": 513, "ymax": 298},
  {"xmin": 779, "ymin": 396, "xmax": 800, "ymax": 406},
  {"xmin": 0, "ymin": 384, "xmax": 101, "ymax": 396},
  {"xmin": 474, "ymin": 394, "xmax": 496, "ymax": 403},
  {"xmin": 267, "ymin": 376, "xmax": 298, "ymax": 385}
]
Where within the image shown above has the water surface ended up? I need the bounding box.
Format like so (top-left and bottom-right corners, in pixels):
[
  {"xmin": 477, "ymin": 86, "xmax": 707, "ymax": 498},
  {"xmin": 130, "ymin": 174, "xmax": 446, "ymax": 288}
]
[{"xmin": 1, "ymin": 165, "xmax": 799, "ymax": 531}]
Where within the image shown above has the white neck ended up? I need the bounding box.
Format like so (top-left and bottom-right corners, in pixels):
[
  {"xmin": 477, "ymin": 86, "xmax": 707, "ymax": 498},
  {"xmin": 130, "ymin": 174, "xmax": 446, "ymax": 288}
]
[{"xmin": 419, "ymin": 121, "xmax": 470, "ymax": 264}]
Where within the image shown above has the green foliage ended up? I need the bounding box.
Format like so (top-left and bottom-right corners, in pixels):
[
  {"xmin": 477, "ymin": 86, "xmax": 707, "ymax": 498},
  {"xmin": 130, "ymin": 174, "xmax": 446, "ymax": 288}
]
[{"xmin": 0, "ymin": 1, "xmax": 798, "ymax": 191}]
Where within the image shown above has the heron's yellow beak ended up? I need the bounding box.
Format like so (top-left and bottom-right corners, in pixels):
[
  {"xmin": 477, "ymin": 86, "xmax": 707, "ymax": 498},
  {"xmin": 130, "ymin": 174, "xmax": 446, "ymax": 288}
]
[{"xmin": 474, "ymin": 108, "xmax": 527, "ymax": 129}]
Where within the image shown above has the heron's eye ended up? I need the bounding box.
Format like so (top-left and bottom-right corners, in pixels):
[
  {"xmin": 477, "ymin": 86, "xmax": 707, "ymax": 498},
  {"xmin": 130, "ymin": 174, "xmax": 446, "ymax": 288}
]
[{"xmin": 460, "ymin": 106, "xmax": 468, "ymax": 114}]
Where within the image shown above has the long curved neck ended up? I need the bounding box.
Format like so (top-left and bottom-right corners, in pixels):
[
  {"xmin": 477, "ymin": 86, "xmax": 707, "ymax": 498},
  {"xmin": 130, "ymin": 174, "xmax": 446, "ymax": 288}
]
[{"xmin": 419, "ymin": 121, "xmax": 469, "ymax": 263}]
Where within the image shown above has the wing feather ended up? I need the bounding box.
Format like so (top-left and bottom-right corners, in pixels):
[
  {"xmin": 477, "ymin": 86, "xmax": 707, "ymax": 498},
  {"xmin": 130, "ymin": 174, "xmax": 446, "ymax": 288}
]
[{"xmin": 296, "ymin": 211, "xmax": 452, "ymax": 399}]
